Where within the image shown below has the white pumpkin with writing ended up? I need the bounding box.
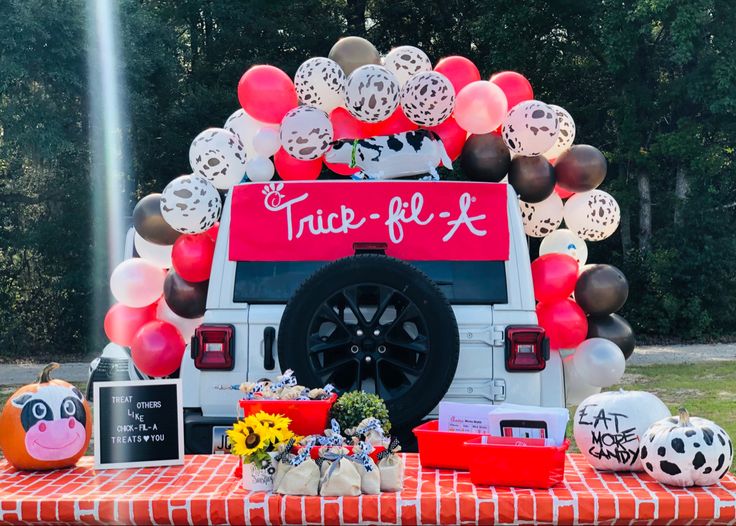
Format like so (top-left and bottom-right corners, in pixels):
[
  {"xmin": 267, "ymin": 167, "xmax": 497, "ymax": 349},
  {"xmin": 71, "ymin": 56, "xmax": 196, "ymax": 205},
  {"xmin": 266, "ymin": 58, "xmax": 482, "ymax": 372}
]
[{"xmin": 573, "ymin": 390, "xmax": 671, "ymax": 471}]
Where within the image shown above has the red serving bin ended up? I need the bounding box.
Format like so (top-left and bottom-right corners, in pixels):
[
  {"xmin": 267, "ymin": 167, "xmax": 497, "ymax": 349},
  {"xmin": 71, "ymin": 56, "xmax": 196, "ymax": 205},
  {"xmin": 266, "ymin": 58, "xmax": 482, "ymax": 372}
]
[
  {"xmin": 464, "ymin": 436, "xmax": 569, "ymax": 488},
  {"xmin": 413, "ymin": 420, "xmax": 483, "ymax": 470},
  {"xmin": 239, "ymin": 393, "xmax": 337, "ymax": 436}
]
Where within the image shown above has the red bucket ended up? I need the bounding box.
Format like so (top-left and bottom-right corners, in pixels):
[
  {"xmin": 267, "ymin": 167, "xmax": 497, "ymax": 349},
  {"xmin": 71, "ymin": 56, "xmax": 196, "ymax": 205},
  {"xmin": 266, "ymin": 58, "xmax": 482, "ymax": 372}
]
[
  {"xmin": 294, "ymin": 445, "xmax": 385, "ymax": 464},
  {"xmin": 239, "ymin": 393, "xmax": 337, "ymax": 436},
  {"xmin": 413, "ymin": 420, "xmax": 483, "ymax": 470},
  {"xmin": 464, "ymin": 436, "xmax": 569, "ymax": 488}
]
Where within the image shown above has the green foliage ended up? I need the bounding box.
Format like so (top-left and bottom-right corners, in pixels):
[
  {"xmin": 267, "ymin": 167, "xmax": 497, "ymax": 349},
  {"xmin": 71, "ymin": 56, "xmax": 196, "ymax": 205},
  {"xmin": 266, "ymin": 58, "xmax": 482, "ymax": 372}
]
[
  {"xmin": 1, "ymin": 0, "xmax": 735, "ymax": 360},
  {"xmin": 330, "ymin": 391, "xmax": 392, "ymax": 433}
]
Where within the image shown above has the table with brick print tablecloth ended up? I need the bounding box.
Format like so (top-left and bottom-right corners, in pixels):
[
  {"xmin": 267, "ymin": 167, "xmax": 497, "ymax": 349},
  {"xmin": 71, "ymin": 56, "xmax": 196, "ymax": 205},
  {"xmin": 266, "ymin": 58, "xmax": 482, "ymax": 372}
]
[{"xmin": 1, "ymin": 454, "xmax": 735, "ymax": 525}]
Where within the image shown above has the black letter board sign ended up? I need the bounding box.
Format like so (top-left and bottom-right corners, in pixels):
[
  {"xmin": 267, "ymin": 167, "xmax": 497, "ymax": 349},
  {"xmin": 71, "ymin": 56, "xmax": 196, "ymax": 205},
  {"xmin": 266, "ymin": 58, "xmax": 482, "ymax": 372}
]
[{"xmin": 94, "ymin": 379, "xmax": 184, "ymax": 469}]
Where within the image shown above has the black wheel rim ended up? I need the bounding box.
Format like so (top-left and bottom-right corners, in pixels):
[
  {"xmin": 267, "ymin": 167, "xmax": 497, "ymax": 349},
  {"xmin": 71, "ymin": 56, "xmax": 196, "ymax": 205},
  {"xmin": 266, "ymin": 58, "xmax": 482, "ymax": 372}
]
[{"xmin": 306, "ymin": 283, "xmax": 429, "ymax": 401}]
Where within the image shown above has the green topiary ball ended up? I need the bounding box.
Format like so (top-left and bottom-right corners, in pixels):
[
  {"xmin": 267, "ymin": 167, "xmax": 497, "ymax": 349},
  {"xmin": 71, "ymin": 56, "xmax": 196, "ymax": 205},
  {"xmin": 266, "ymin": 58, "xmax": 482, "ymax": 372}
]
[{"xmin": 330, "ymin": 391, "xmax": 392, "ymax": 433}]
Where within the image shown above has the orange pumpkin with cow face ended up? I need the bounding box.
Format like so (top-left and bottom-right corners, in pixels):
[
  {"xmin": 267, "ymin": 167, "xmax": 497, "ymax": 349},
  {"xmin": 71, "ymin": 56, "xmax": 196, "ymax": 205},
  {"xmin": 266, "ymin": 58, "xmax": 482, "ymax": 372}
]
[{"xmin": 0, "ymin": 363, "xmax": 91, "ymax": 470}]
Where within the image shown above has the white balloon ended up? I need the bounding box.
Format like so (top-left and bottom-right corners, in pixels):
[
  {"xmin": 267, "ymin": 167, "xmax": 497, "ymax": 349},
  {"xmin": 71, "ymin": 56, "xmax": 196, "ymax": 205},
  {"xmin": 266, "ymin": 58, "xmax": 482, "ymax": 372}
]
[
  {"xmin": 345, "ymin": 65, "xmax": 400, "ymax": 123},
  {"xmin": 224, "ymin": 109, "xmax": 279, "ymax": 159},
  {"xmin": 518, "ymin": 192, "xmax": 564, "ymax": 238},
  {"xmin": 156, "ymin": 300, "xmax": 203, "ymax": 341},
  {"xmin": 384, "ymin": 45, "xmax": 432, "ymax": 86},
  {"xmin": 502, "ymin": 100, "xmax": 560, "ymax": 156},
  {"xmin": 110, "ymin": 258, "xmax": 166, "ymax": 308},
  {"xmin": 543, "ymin": 105, "xmax": 576, "ymax": 160},
  {"xmin": 160, "ymin": 175, "xmax": 222, "ymax": 234},
  {"xmin": 245, "ymin": 156, "xmax": 275, "ymax": 182},
  {"xmin": 279, "ymin": 106, "xmax": 333, "ymax": 160},
  {"xmin": 562, "ymin": 353, "xmax": 601, "ymax": 405},
  {"xmin": 294, "ymin": 57, "xmax": 346, "ymax": 112},
  {"xmin": 572, "ymin": 338, "xmax": 626, "ymax": 388},
  {"xmin": 252, "ymin": 128, "xmax": 281, "ymax": 157},
  {"xmin": 400, "ymin": 71, "xmax": 455, "ymax": 127},
  {"xmin": 188, "ymin": 128, "xmax": 246, "ymax": 190},
  {"xmin": 539, "ymin": 228, "xmax": 588, "ymax": 268},
  {"xmin": 564, "ymin": 190, "xmax": 621, "ymax": 241},
  {"xmin": 133, "ymin": 233, "xmax": 172, "ymax": 269}
]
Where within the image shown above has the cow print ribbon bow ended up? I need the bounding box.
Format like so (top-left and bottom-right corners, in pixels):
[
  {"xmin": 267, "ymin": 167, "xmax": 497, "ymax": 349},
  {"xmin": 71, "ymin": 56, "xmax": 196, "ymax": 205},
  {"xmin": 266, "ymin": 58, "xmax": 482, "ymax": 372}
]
[
  {"xmin": 274, "ymin": 437, "xmax": 296, "ymax": 463},
  {"xmin": 377, "ymin": 437, "xmax": 402, "ymax": 462},
  {"xmin": 290, "ymin": 437, "xmax": 316, "ymax": 466},
  {"xmin": 270, "ymin": 369, "xmax": 297, "ymax": 391},
  {"xmin": 355, "ymin": 417, "xmax": 384, "ymax": 437},
  {"xmin": 351, "ymin": 442, "xmax": 375, "ymax": 472},
  {"xmin": 316, "ymin": 419, "xmax": 344, "ymax": 446}
]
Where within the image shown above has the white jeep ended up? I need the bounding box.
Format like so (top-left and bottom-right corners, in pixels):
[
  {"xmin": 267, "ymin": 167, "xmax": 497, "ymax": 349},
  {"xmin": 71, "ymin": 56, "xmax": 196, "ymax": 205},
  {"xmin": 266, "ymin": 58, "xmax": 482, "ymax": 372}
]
[{"xmin": 177, "ymin": 180, "xmax": 566, "ymax": 453}]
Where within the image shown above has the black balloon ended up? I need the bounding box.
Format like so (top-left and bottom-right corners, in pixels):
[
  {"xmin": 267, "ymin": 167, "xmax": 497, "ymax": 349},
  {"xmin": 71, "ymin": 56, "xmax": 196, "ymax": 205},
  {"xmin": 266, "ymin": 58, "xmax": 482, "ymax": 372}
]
[
  {"xmin": 587, "ymin": 313, "xmax": 636, "ymax": 359},
  {"xmin": 575, "ymin": 264, "xmax": 629, "ymax": 315},
  {"xmin": 460, "ymin": 134, "xmax": 511, "ymax": 182},
  {"xmin": 554, "ymin": 144, "xmax": 607, "ymax": 192},
  {"xmin": 133, "ymin": 194, "xmax": 181, "ymax": 246},
  {"xmin": 163, "ymin": 270, "xmax": 208, "ymax": 319},
  {"xmin": 508, "ymin": 156, "xmax": 555, "ymax": 203}
]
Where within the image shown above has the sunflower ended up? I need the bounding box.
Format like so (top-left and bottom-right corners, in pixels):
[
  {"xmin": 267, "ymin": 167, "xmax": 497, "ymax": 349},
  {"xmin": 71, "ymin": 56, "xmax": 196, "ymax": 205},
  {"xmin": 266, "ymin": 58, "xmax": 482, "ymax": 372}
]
[
  {"xmin": 227, "ymin": 420, "xmax": 268, "ymax": 457},
  {"xmin": 254, "ymin": 411, "xmax": 291, "ymax": 432}
]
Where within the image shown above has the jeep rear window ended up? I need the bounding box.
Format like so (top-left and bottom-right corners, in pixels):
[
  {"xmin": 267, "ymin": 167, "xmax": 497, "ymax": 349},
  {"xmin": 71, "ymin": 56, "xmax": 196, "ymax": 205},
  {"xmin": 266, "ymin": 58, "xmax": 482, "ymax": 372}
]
[{"xmin": 233, "ymin": 261, "xmax": 508, "ymax": 305}]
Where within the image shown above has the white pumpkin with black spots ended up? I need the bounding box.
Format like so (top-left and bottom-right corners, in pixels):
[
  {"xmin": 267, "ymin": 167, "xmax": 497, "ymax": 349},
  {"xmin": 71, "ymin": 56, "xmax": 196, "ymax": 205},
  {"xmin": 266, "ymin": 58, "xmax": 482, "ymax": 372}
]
[
  {"xmin": 400, "ymin": 71, "xmax": 455, "ymax": 127},
  {"xmin": 640, "ymin": 408, "xmax": 733, "ymax": 487},
  {"xmin": 294, "ymin": 57, "xmax": 346, "ymax": 113},
  {"xmin": 279, "ymin": 106, "xmax": 334, "ymax": 160},
  {"xmin": 160, "ymin": 175, "xmax": 222, "ymax": 234},
  {"xmin": 543, "ymin": 105, "xmax": 576, "ymax": 160},
  {"xmin": 383, "ymin": 45, "xmax": 432, "ymax": 86},
  {"xmin": 345, "ymin": 65, "xmax": 401, "ymax": 123},
  {"xmin": 563, "ymin": 190, "xmax": 620, "ymax": 241},
  {"xmin": 519, "ymin": 192, "xmax": 564, "ymax": 238},
  {"xmin": 502, "ymin": 100, "xmax": 560, "ymax": 156},
  {"xmin": 324, "ymin": 130, "xmax": 452, "ymax": 180},
  {"xmin": 189, "ymin": 128, "xmax": 247, "ymax": 190}
]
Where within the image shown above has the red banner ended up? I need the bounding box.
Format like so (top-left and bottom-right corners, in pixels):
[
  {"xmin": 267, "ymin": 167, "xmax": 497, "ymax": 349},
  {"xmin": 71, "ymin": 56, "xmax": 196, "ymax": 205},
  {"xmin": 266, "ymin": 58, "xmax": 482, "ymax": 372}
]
[{"xmin": 229, "ymin": 181, "xmax": 509, "ymax": 262}]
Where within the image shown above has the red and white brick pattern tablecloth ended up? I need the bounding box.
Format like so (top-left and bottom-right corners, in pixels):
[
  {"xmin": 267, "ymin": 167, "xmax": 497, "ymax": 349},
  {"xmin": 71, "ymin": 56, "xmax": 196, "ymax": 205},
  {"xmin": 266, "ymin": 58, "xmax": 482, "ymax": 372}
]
[{"xmin": 0, "ymin": 454, "xmax": 735, "ymax": 524}]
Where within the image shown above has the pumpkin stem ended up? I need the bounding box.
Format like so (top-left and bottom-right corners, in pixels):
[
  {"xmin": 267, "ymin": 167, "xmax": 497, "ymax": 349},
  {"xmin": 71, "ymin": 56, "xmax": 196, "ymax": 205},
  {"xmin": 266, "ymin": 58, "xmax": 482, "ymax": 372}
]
[
  {"xmin": 38, "ymin": 363, "xmax": 60, "ymax": 383},
  {"xmin": 678, "ymin": 407, "xmax": 690, "ymax": 426}
]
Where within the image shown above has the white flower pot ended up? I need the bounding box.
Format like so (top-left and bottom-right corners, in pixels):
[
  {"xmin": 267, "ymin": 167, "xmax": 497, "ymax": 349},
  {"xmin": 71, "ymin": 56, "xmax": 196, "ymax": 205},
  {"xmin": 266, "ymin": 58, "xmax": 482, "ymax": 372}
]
[{"xmin": 242, "ymin": 453, "xmax": 278, "ymax": 492}]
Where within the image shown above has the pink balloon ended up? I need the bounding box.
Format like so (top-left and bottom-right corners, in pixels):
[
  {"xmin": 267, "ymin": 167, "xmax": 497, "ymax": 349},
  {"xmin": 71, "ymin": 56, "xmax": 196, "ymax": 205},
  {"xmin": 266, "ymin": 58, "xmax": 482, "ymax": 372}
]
[
  {"xmin": 454, "ymin": 81, "xmax": 508, "ymax": 135},
  {"xmin": 237, "ymin": 65, "xmax": 298, "ymax": 124},
  {"xmin": 130, "ymin": 321, "xmax": 185, "ymax": 377}
]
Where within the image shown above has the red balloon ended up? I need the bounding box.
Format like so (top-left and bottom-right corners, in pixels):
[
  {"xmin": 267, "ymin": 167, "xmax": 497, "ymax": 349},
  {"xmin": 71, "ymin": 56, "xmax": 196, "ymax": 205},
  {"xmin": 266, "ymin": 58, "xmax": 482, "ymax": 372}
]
[
  {"xmin": 536, "ymin": 299, "xmax": 588, "ymax": 350},
  {"xmin": 171, "ymin": 234, "xmax": 215, "ymax": 283},
  {"xmin": 531, "ymin": 253, "xmax": 579, "ymax": 303},
  {"xmin": 204, "ymin": 222, "xmax": 219, "ymax": 243},
  {"xmin": 104, "ymin": 303, "xmax": 158, "ymax": 347},
  {"xmin": 490, "ymin": 71, "xmax": 534, "ymax": 110},
  {"xmin": 275, "ymin": 148, "xmax": 323, "ymax": 181},
  {"xmin": 427, "ymin": 116, "xmax": 467, "ymax": 161},
  {"xmin": 237, "ymin": 65, "xmax": 298, "ymax": 124},
  {"xmin": 325, "ymin": 159, "xmax": 359, "ymax": 176},
  {"xmin": 365, "ymin": 106, "xmax": 417, "ymax": 136},
  {"xmin": 434, "ymin": 56, "xmax": 481, "ymax": 94},
  {"xmin": 131, "ymin": 321, "xmax": 185, "ymax": 377},
  {"xmin": 554, "ymin": 185, "xmax": 575, "ymax": 199},
  {"xmin": 330, "ymin": 107, "xmax": 370, "ymax": 140}
]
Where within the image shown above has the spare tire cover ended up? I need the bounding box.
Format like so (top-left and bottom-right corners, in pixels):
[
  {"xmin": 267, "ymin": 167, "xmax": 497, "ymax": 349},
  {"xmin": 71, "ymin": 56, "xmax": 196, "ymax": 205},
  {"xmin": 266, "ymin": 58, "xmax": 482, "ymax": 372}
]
[{"xmin": 277, "ymin": 254, "xmax": 459, "ymax": 428}]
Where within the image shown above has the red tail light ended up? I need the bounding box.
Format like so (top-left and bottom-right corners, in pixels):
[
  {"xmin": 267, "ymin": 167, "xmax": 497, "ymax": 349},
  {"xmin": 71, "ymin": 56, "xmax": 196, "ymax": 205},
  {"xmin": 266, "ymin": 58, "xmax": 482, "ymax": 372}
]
[
  {"xmin": 505, "ymin": 326, "xmax": 549, "ymax": 372},
  {"xmin": 191, "ymin": 324, "xmax": 235, "ymax": 370}
]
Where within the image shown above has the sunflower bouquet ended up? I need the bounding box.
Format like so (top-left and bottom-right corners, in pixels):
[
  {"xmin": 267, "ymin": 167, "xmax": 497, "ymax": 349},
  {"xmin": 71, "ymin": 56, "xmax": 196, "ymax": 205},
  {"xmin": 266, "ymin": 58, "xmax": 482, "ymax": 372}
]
[{"xmin": 227, "ymin": 411, "xmax": 296, "ymax": 465}]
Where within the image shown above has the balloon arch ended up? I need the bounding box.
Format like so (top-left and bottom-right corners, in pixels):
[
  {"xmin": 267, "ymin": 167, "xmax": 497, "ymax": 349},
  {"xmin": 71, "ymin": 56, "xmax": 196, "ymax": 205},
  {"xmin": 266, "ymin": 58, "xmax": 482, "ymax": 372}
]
[{"xmin": 106, "ymin": 36, "xmax": 632, "ymax": 398}]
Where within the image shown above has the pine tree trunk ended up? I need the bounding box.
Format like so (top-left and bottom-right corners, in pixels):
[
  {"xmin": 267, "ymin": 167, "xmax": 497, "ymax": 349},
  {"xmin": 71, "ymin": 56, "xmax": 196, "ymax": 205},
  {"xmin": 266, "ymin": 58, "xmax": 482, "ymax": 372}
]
[
  {"xmin": 674, "ymin": 165, "xmax": 689, "ymax": 227},
  {"xmin": 638, "ymin": 172, "xmax": 652, "ymax": 253},
  {"xmin": 618, "ymin": 163, "xmax": 632, "ymax": 257}
]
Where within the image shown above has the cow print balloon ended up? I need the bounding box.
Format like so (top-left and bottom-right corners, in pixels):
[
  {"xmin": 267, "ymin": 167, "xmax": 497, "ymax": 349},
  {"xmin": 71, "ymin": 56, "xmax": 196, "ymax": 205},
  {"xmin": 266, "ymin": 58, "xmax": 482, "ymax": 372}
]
[
  {"xmin": 543, "ymin": 105, "xmax": 576, "ymax": 160},
  {"xmin": 502, "ymin": 100, "xmax": 560, "ymax": 156},
  {"xmin": 519, "ymin": 192, "xmax": 564, "ymax": 238},
  {"xmin": 400, "ymin": 71, "xmax": 455, "ymax": 127},
  {"xmin": 384, "ymin": 45, "xmax": 432, "ymax": 86},
  {"xmin": 294, "ymin": 57, "xmax": 346, "ymax": 113},
  {"xmin": 188, "ymin": 128, "xmax": 247, "ymax": 190},
  {"xmin": 563, "ymin": 190, "xmax": 620, "ymax": 241},
  {"xmin": 160, "ymin": 175, "xmax": 222, "ymax": 234},
  {"xmin": 345, "ymin": 65, "xmax": 401, "ymax": 123},
  {"xmin": 279, "ymin": 106, "xmax": 333, "ymax": 160}
]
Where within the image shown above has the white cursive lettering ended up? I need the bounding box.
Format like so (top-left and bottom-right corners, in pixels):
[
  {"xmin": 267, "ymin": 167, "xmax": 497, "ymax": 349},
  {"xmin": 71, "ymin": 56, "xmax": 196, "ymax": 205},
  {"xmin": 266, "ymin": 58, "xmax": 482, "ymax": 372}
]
[
  {"xmin": 443, "ymin": 193, "xmax": 487, "ymax": 241},
  {"xmin": 385, "ymin": 192, "xmax": 434, "ymax": 243}
]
